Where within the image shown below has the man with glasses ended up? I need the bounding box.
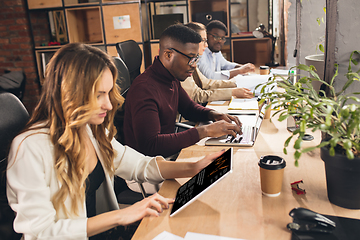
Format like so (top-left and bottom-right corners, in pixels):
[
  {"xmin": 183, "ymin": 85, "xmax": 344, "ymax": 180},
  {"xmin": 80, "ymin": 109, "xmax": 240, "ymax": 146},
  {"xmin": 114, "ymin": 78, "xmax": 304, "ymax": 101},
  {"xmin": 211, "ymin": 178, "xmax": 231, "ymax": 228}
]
[
  {"xmin": 124, "ymin": 24, "xmax": 242, "ymax": 159},
  {"xmin": 197, "ymin": 20, "xmax": 255, "ymax": 80}
]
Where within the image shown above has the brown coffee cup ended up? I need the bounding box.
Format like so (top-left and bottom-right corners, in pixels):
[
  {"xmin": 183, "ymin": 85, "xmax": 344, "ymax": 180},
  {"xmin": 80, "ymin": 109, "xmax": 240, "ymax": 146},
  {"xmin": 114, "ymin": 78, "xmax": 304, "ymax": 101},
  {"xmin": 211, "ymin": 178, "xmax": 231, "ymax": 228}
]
[
  {"xmin": 258, "ymin": 155, "xmax": 286, "ymax": 197},
  {"xmin": 259, "ymin": 66, "xmax": 270, "ymax": 75}
]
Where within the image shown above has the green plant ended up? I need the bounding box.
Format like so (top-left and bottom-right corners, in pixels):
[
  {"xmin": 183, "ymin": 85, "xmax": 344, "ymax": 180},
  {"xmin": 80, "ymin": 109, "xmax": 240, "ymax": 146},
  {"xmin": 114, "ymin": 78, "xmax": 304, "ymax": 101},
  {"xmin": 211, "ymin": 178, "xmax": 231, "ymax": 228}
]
[
  {"xmin": 301, "ymin": 0, "xmax": 326, "ymax": 53},
  {"xmin": 316, "ymin": 6, "xmax": 326, "ymax": 53},
  {"xmin": 258, "ymin": 51, "xmax": 360, "ymax": 166}
]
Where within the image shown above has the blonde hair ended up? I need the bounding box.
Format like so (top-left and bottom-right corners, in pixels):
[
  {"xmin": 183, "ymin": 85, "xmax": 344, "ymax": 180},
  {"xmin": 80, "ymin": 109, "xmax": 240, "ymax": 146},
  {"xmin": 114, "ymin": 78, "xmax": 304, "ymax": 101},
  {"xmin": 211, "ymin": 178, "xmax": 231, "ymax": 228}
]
[
  {"xmin": 23, "ymin": 43, "xmax": 123, "ymax": 217},
  {"xmin": 184, "ymin": 22, "xmax": 206, "ymax": 34}
]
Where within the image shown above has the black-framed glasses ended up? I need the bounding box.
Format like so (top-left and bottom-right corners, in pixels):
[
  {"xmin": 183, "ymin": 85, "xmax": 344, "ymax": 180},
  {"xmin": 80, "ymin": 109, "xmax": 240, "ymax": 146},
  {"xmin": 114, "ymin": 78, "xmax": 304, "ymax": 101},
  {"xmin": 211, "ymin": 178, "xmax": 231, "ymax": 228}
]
[
  {"xmin": 208, "ymin": 33, "xmax": 226, "ymax": 42},
  {"xmin": 168, "ymin": 48, "xmax": 200, "ymax": 65}
]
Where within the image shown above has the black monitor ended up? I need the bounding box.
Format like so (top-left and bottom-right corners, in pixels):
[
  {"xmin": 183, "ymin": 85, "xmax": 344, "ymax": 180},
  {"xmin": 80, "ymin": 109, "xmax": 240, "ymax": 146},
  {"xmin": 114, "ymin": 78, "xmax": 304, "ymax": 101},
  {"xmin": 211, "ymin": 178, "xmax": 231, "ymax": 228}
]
[{"xmin": 152, "ymin": 14, "xmax": 184, "ymax": 39}]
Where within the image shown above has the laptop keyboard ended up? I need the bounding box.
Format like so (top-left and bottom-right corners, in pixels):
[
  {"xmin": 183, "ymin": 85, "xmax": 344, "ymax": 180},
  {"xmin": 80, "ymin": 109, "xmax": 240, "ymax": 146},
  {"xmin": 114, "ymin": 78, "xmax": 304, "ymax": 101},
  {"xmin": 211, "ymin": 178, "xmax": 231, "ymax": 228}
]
[{"xmin": 225, "ymin": 125, "xmax": 252, "ymax": 143}]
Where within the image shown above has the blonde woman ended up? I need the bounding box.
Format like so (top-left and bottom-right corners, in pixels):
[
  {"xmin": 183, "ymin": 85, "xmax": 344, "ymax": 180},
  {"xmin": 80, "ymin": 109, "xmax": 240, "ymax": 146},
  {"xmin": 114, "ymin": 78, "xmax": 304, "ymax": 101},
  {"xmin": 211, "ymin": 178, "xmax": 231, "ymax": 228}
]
[{"xmin": 6, "ymin": 43, "xmax": 224, "ymax": 240}]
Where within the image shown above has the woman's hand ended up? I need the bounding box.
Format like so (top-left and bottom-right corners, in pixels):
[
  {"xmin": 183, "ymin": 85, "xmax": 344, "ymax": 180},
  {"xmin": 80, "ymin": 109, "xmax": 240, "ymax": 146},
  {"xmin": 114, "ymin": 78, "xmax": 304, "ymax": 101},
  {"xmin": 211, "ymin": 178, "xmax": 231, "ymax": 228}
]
[
  {"xmin": 87, "ymin": 193, "xmax": 173, "ymax": 237},
  {"xmin": 117, "ymin": 193, "xmax": 174, "ymax": 225},
  {"xmin": 193, "ymin": 150, "xmax": 226, "ymax": 174}
]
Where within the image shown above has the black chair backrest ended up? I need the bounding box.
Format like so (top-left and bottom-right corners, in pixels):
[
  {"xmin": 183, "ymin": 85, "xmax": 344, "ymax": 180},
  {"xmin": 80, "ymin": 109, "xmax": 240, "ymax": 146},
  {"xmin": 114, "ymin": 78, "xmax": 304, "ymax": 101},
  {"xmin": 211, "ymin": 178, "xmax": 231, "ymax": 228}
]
[
  {"xmin": 112, "ymin": 57, "xmax": 132, "ymax": 144},
  {"xmin": 116, "ymin": 40, "xmax": 142, "ymax": 83},
  {"xmin": 0, "ymin": 92, "xmax": 29, "ymax": 240},
  {"xmin": 0, "ymin": 71, "xmax": 26, "ymax": 100},
  {"xmin": 0, "ymin": 92, "xmax": 29, "ymax": 170},
  {"xmin": 113, "ymin": 57, "xmax": 131, "ymax": 98}
]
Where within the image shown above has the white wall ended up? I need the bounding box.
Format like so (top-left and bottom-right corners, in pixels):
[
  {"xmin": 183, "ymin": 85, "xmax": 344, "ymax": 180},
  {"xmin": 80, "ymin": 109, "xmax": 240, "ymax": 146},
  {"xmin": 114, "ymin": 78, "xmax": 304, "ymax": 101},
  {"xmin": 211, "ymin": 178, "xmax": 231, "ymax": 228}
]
[
  {"xmin": 333, "ymin": 0, "xmax": 360, "ymax": 93},
  {"xmin": 286, "ymin": 0, "xmax": 326, "ymax": 67},
  {"xmin": 285, "ymin": 0, "xmax": 360, "ymax": 94}
]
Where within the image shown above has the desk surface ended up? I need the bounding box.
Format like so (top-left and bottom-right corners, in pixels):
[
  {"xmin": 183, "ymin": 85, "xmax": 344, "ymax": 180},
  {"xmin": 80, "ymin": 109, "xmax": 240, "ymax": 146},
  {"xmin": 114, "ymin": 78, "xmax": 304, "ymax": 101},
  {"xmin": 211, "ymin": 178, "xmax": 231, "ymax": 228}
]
[{"xmin": 131, "ymin": 106, "xmax": 360, "ymax": 240}]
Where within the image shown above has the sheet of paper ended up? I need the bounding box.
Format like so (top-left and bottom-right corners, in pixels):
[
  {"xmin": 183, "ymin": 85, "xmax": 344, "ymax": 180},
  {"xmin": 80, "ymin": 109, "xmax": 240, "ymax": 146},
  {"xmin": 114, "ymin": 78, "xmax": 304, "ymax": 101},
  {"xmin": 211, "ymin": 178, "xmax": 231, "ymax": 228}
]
[
  {"xmin": 113, "ymin": 15, "xmax": 131, "ymax": 29},
  {"xmin": 234, "ymin": 114, "xmax": 257, "ymax": 125},
  {"xmin": 270, "ymin": 68, "xmax": 289, "ymax": 76},
  {"xmin": 234, "ymin": 74, "xmax": 272, "ymax": 94},
  {"xmin": 184, "ymin": 232, "xmax": 246, "ymax": 240},
  {"xmin": 152, "ymin": 231, "xmax": 184, "ymax": 240},
  {"xmin": 228, "ymin": 97, "xmax": 259, "ymax": 110},
  {"xmin": 209, "ymin": 100, "xmax": 227, "ymax": 105}
]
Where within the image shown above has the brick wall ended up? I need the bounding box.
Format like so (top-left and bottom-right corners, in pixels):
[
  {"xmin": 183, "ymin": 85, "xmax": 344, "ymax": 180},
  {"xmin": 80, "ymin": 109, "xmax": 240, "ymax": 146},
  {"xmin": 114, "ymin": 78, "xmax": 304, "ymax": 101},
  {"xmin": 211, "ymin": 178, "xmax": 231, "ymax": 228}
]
[{"xmin": 0, "ymin": 0, "xmax": 41, "ymax": 114}]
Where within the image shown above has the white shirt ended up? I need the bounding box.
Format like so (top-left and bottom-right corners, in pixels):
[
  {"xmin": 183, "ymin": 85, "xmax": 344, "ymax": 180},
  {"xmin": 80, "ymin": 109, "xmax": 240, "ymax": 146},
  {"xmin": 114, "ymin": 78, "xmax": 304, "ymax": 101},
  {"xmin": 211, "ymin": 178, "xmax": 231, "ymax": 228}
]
[{"xmin": 197, "ymin": 47, "xmax": 238, "ymax": 80}]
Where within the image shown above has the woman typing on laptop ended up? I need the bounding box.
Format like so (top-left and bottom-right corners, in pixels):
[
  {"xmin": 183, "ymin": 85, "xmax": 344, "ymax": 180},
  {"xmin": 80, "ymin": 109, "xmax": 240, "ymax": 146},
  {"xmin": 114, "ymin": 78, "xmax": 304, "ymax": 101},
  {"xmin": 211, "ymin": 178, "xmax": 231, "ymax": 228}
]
[{"xmin": 6, "ymin": 43, "xmax": 226, "ymax": 240}]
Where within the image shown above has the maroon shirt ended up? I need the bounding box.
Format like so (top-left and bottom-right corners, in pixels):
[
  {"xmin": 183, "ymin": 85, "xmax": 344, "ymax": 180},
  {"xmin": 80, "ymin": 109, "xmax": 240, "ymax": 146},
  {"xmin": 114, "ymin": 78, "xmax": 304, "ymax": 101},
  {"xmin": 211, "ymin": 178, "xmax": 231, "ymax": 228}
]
[{"xmin": 124, "ymin": 57, "xmax": 212, "ymax": 157}]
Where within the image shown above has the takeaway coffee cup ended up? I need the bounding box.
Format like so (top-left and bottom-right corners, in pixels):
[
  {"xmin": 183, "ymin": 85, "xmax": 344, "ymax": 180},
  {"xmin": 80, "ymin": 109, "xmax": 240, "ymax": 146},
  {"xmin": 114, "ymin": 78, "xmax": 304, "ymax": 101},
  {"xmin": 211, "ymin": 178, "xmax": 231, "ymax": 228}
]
[
  {"xmin": 259, "ymin": 66, "xmax": 270, "ymax": 75},
  {"xmin": 258, "ymin": 155, "xmax": 286, "ymax": 197}
]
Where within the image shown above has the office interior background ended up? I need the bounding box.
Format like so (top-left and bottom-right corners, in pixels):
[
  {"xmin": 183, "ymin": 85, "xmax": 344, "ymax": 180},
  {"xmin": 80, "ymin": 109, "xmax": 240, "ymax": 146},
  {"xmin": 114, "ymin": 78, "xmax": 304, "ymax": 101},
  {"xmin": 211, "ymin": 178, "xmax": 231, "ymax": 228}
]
[{"xmin": 0, "ymin": 0, "xmax": 359, "ymax": 115}]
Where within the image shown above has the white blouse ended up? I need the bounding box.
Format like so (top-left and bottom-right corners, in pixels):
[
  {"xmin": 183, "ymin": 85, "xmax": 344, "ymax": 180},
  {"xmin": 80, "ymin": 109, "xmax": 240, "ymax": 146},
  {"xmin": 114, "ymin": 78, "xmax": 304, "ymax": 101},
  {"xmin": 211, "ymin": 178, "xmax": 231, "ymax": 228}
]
[{"xmin": 6, "ymin": 125, "xmax": 164, "ymax": 240}]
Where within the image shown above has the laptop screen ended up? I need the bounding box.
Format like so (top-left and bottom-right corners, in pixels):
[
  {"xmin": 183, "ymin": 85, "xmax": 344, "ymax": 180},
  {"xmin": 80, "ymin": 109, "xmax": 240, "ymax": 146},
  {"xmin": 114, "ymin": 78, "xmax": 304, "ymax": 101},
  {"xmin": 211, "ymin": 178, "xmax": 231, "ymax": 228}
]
[
  {"xmin": 170, "ymin": 148, "xmax": 233, "ymax": 217},
  {"xmin": 252, "ymin": 103, "xmax": 267, "ymax": 140}
]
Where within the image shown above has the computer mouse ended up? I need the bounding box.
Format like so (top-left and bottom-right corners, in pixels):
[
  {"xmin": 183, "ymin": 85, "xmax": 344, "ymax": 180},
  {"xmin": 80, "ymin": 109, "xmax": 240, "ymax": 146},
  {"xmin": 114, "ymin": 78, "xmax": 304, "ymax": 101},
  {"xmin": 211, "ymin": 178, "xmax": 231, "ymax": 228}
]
[{"xmin": 287, "ymin": 207, "xmax": 336, "ymax": 233}]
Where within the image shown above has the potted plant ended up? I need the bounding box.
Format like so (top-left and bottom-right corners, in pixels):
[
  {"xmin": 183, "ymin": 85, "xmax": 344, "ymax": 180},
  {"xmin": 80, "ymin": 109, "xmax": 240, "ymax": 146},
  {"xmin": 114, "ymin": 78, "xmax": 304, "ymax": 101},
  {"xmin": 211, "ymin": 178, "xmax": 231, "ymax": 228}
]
[{"xmin": 257, "ymin": 50, "xmax": 360, "ymax": 209}]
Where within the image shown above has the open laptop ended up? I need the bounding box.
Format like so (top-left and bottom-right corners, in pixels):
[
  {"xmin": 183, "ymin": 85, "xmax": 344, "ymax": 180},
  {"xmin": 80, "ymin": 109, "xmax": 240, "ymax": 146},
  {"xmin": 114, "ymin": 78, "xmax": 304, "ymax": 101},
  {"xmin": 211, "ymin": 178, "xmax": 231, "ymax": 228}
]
[
  {"xmin": 205, "ymin": 103, "xmax": 267, "ymax": 147},
  {"xmin": 170, "ymin": 148, "xmax": 233, "ymax": 217}
]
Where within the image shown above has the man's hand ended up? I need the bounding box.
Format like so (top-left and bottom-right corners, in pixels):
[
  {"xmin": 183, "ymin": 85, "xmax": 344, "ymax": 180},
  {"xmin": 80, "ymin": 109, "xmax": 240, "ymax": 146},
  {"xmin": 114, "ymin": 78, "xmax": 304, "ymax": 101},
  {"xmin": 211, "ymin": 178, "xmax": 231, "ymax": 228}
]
[
  {"xmin": 230, "ymin": 63, "xmax": 256, "ymax": 78},
  {"xmin": 232, "ymin": 87, "xmax": 254, "ymax": 99},
  {"xmin": 238, "ymin": 63, "xmax": 256, "ymax": 74},
  {"xmin": 197, "ymin": 111, "xmax": 242, "ymax": 139},
  {"xmin": 208, "ymin": 110, "xmax": 241, "ymax": 125}
]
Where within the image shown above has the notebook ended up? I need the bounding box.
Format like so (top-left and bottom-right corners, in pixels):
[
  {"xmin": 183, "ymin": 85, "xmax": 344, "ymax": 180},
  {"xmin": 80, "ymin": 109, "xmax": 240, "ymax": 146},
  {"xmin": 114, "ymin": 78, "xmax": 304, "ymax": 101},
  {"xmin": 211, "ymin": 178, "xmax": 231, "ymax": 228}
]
[
  {"xmin": 170, "ymin": 148, "xmax": 233, "ymax": 217},
  {"xmin": 228, "ymin": 97, "xmax": 259, "ymax": 110},
  {"xmin": 205, "ymin": 104, "xmax": 266, "ymax": 147}
]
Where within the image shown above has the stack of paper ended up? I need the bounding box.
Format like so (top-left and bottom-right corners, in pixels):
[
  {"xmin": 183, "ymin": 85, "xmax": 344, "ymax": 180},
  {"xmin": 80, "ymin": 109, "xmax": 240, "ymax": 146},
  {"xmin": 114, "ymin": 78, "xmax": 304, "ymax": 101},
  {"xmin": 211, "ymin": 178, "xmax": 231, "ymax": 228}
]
[{"xmin": 234, "ymin": 74, "xmax": 272, "ymax": 95}]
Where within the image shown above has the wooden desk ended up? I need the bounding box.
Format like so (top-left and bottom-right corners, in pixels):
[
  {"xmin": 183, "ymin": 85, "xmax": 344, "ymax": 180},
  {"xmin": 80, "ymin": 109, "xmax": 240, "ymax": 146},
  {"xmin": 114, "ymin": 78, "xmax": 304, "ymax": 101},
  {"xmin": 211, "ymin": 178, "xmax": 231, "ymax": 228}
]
[{"xmin": 132, "ymin": 107, "xmax": 360, "ymax": 240}]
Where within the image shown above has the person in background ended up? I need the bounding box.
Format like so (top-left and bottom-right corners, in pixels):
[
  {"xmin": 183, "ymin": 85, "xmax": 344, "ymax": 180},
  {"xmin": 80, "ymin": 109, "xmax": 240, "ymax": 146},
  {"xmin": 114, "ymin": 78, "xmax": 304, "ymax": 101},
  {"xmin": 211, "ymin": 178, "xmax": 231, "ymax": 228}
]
[
  {"xmin": 182, "ymin": 22, "xmax": 253, "ymax": 104},
  {"xmin": 124, "ymin": 24, "xmax": 242, "ymax": 158},
  {"xmin": 197, "ymin": 20, "xmax": 256, "ymax": 80},
  {"xmin": 6, "ymin": 43, "xmax": 226, "ymax": 240}
]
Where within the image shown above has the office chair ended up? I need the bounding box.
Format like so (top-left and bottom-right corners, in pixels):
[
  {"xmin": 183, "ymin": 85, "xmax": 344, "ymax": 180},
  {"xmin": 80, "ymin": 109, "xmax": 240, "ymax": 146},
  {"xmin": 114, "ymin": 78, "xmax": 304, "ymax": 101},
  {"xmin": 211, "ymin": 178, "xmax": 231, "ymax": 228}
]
[
  {"xmin": 113, "ymin": 57, "xmax": 131, "ymax": 98},
  {"xmin": 0, "ymin": 92, "xmax": 29, "ymax": 240},
  {"xmin": 174, "ymin": 102, "xmax": 208, "ymax": 133},
  {"xmin": 112, "ymin": 57, "xmax": 149, "ymax": 203},
  {"xmin": 0, "ymin": 71, "xmax": 26, "ymax": 100},
  {"xmin": 174, "ymin": 114, "xmax": 195, "ymax": 133},
  {"xmin": 116, "ymin": 40, "xmax": 142, "ymax": 83}
]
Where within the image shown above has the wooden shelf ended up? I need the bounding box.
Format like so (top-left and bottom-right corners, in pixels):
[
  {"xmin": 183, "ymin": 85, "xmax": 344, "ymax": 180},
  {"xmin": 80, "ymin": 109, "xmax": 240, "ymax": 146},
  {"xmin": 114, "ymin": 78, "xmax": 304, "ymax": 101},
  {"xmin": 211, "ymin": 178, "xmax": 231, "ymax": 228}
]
[
  {"xmin": 66, "ymin": 7, "xmax": 103, "ymax": 44},
  {"xmin": 27, "ymin": 0, "xmax": 148, "ymax": 84},
  {"xmin": 35, "ymin": 49, "xmax": 57, "ymax": 85},
  {"xmin": 231, "ymin": 38, "xmax": 271, "ymax": 66},
  {"xmin": 27, "ymin": 0, "xmax": 62, "ymax": 9},
  {"xmin": 64, "ymin": 0, "xmax": 101, "ymax": 6},
  {"xmin": 103, "ymin": 3, "xmax": 142, "ymax": 43},
  {"xmin": 189, "ymin": 0, "xmax": 229, "ymax": 35}
]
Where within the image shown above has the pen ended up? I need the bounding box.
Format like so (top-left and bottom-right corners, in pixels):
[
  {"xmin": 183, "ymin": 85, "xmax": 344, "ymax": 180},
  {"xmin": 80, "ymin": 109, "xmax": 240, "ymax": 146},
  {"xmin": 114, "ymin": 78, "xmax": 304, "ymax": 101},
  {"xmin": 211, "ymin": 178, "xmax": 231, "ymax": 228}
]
[{"xmin": 229, "ymin": 113, "xmax": 256, "ymax": 116}]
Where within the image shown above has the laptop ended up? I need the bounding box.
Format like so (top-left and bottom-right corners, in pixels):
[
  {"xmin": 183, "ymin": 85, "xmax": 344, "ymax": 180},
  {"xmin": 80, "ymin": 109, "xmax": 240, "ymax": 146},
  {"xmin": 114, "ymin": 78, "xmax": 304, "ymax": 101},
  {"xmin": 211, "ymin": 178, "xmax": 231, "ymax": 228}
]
[
  {"xmin": 170, "ymin": 148, "xmax": 233, "ymax": 217},
  {"xmin": 205, "ymin": 103, "xmax": 267, "ymax": 147}
]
